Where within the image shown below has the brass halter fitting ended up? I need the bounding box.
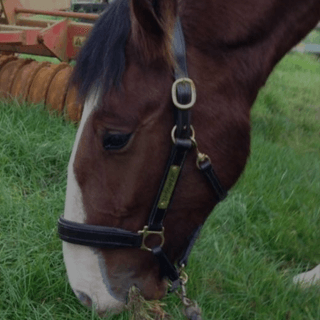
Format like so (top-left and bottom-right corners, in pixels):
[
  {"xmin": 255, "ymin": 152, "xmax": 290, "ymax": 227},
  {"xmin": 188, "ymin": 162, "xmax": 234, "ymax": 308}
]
[
  {"xmin": 138, "ymin": 226, "xmax": 165, "ymax": 252},
  {"xmin": 189, "ymin": 130, "xmax": 212, "ymax": 169},
  {"xmin": 171, "ymin": 125, "xmax": 212, "ymax": 170},
  {"xmin": 171, "ymin": 125, "xmax": 195, "ymax": 144},
  {"xmin": 175, "ymin": 267, "xmax": 202, "ymax": 319},
  {"xmin": 196, "ymin": 152, "xmax": 211, "ymax": 169},
  {"xmin": 171, "ymin": 78, "xmax": 197, "ymax": 110}
]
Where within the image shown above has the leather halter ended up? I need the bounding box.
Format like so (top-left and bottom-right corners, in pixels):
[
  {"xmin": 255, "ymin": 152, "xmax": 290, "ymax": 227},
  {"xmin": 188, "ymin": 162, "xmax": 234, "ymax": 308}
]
[{"xmin": 58, "ymin": 19, "xmax": 227, "ymax": 285}]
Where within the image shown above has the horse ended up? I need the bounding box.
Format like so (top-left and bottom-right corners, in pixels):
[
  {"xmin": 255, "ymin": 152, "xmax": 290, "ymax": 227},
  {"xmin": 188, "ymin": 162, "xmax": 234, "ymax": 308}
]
[{"xmin": 57, "ymin": 0, "xmax": 320, "ymax": 316}]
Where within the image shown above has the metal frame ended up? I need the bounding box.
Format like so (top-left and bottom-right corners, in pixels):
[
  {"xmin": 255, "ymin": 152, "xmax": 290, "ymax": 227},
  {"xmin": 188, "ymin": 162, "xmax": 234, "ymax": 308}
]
[{"xmin": 0, "ymin": 0, "xmax": 99, "ymax": 61}]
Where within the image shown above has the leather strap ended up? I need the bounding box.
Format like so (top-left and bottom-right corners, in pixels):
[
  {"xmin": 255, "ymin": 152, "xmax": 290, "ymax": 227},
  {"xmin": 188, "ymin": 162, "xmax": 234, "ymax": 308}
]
[
  {"xmin": 178, "ymin": 225, "xmax": 203, "ymax": 267},
  {"xmin": 148, "ymin": 18, "xmax": 194, "ymax": 231},
  {"xmin": 172, "ymin": 18, "xmax": 188, "ymax": 80},
  {"xmin": 152, "ymin": 246, "xmax": 180, "ymax": 281},
  {"xmin": 143, "ymin": 19, "xmax": 196, "ymax": 281},
  {"xmin": 58, "ymin": 216, "xmax": 142, "ymax": 248},
  {"xmin": 198, "ymin": 159, "xmax": 227, "ymax": 202},
  {"xmin": 148, "ymin": 138, "xmax": 192, "ymax": 231},
  {"xmin": 172, "ymin": 18, "xmax": 192, "ymax": 139}
]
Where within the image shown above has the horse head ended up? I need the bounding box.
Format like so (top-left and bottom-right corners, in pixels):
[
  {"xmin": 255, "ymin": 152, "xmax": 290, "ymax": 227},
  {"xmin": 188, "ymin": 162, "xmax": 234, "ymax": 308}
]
[{"xmin": 60, "ymin": 0, "xmax": 320, "ymax": 315}]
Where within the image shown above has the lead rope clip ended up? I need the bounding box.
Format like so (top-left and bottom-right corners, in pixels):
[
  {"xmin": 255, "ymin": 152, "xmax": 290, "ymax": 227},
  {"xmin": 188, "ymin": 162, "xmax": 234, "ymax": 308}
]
[
  {"xmin": 176, "ymin": 267, "xmax": 202, "ymax": 320},
  {"xmin": 190, "ymin": 133, "xmax": 211, "ymax": 170}
]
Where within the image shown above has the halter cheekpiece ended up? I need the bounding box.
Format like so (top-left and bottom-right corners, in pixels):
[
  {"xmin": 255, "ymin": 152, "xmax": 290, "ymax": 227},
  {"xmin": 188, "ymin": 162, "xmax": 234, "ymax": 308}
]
[{"xmin": 57, "ymin": 17, "xmax": 227, "ymax": 293}]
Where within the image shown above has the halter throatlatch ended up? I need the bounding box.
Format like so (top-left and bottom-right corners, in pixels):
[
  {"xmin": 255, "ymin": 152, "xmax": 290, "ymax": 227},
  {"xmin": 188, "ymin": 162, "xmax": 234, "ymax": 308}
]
[{"xmin": 57, "ymin": 18, "xmax": 227, "ymax": 318}]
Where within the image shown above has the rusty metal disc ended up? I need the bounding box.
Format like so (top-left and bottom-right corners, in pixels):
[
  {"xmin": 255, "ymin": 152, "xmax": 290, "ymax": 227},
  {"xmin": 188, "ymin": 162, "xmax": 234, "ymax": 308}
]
[
  {"xmin": 0, "ymin": 54, "xmax": 17, "ymax": 69},
  {"xmin": 46, "ymin": 65, "xmax": 72, "ymax": 114},
  {"xmin": 28, "ymin": 62, "xmax": 69, "ymax": 105},
  {"xmin": 65, "ymin": 84, "xmax": 83, "ymax": 123},
  {"xmin": 11, "ymin": 61, "xmax": 51, "ymax": 102},
  {"xmin": 0, "ymin": 59, "xmax": 32, "ymax": 99},
  {"xmin": 11, "ymin": 60, "xmax": 37, "ymax": 100}
]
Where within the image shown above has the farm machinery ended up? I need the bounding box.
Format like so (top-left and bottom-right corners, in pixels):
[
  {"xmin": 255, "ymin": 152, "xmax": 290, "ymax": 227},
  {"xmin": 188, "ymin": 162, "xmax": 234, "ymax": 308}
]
[
  {"xmin": 0, "ymin": 1, "xmax": 319, "ymax": 123},
  {"xmin": 0, "ymin": 0, "xmax": 106, "ymax": 122}
]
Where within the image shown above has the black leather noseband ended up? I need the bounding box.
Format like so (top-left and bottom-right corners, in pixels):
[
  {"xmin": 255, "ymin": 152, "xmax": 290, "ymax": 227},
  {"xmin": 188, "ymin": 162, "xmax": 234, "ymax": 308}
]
[{"xmin": 58, "ymin": 18, "xmax": 227, "ymax": 285}]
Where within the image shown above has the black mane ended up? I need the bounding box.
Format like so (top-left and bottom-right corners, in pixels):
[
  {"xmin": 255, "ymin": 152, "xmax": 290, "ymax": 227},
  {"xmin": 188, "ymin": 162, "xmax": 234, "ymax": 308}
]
[{"xmin": 72, "ymin": 0, "xmax": 130, "ymax": 99}]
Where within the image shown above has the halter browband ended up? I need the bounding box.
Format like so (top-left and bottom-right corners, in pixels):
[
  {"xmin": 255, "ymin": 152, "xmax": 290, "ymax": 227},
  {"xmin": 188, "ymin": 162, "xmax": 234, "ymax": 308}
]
[{"xmin": 58, "ymin": 18, "xmax": 227, "ymax": 285}]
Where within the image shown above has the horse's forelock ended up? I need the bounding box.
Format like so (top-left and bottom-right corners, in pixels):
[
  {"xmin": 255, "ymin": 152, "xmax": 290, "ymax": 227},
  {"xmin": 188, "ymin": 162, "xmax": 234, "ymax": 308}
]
[{"xmin": 71, "ymin": 0, "xmax": 131, "ymax": 101}]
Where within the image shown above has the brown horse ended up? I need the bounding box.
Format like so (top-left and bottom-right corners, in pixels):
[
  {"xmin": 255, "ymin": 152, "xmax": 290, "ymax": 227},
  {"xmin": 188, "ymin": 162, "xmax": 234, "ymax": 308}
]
[{"xmin": 59, "ymin": 0, "xmax": 320, "ymax": 316}]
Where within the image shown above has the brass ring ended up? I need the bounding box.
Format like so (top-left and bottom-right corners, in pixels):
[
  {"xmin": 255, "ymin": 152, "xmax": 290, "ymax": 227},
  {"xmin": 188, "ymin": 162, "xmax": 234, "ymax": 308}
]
[
  {"xmin": 138, "ymin": 226, "xmax": 165, "ymax": 252},
  {"xmin": 171, "ymin": 125, "xmax": 195, "ymax": 144}
]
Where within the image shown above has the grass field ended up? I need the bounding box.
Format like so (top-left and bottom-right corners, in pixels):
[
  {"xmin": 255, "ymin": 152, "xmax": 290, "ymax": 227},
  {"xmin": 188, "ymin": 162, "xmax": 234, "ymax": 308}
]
[{"xmin": 1, "ymin": 52, "xmax": 320, "ymax": 320}]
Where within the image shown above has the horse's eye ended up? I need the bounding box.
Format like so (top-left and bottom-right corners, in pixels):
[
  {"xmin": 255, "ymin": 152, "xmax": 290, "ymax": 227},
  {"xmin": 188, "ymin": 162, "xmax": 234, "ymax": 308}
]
[{"xmin": 103, "ymin": 132, "xmax": 132, "ymax": 150}]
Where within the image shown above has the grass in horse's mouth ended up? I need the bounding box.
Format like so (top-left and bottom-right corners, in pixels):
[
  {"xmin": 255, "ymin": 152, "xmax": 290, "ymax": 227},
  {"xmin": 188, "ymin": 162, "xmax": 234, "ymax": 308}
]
[{"xmin": 126, "ymin": 286, "xmax": 171, "ymax": 320}]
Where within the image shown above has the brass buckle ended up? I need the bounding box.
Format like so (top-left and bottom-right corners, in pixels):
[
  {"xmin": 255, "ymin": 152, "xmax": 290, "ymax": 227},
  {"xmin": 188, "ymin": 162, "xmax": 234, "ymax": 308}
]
[
  {"xmin": 138, "ymin": 226, "xmax": 165, "ymax": 252},
  {"xmin": 171, "ymin": 78, "xmax": 196, "ymax": 110}
]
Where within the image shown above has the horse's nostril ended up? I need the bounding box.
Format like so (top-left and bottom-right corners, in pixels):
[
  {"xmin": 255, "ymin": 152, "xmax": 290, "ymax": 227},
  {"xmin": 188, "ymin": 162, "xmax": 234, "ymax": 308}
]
[{"xmin": 76, "ymin": 291, "xmax": 92, "ymax": 307}]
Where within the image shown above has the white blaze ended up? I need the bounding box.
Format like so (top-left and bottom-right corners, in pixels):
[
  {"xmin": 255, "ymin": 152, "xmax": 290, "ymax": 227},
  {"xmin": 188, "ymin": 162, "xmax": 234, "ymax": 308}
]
[{"xmin": 63, "ymin": 92, "xmax": 124, "ymax": 314}]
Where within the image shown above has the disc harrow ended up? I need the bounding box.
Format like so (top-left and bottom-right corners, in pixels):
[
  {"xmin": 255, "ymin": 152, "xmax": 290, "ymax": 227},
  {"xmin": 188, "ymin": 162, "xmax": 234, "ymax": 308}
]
[
  {"xmin": 0, "ymin": 0, "xmax": 100, "ymax": 123},
  {"xmin": 0, "ymin": 54, "xmax": 83, "ymax": 122}
]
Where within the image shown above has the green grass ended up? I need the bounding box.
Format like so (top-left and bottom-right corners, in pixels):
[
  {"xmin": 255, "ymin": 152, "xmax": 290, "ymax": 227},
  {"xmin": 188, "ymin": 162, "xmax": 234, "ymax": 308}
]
[
  {"xmin": 1, "ymin": 52, "xmax": 320, "ymax": 319},
  {"xmin": 18, "ymin": 54, "xmax": 61, "ymax": 64},
  {"xmin": 303, "ymin": 29, "xmax": 320, "ymax": 45}
]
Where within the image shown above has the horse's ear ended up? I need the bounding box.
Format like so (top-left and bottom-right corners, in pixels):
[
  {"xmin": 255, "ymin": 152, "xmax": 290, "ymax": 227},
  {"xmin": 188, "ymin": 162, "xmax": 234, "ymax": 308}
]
[
  {"xmin": 131, "ymin": 0, "xmax": 164, "ymax": 36},
  {"xmin": 130, "ymin": 0, "xmax": 177, "ymax": 63}
]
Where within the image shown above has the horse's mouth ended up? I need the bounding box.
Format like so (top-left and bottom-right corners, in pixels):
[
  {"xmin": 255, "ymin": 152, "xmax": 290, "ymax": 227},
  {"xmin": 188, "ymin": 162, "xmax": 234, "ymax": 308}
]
[
  {"xmin": 125, "ymin": 285, "xmax": 170, "ymax": 319},
  {"xmin": 126, "ymin": 278, "xmax": 169, "ymax": 303}
]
